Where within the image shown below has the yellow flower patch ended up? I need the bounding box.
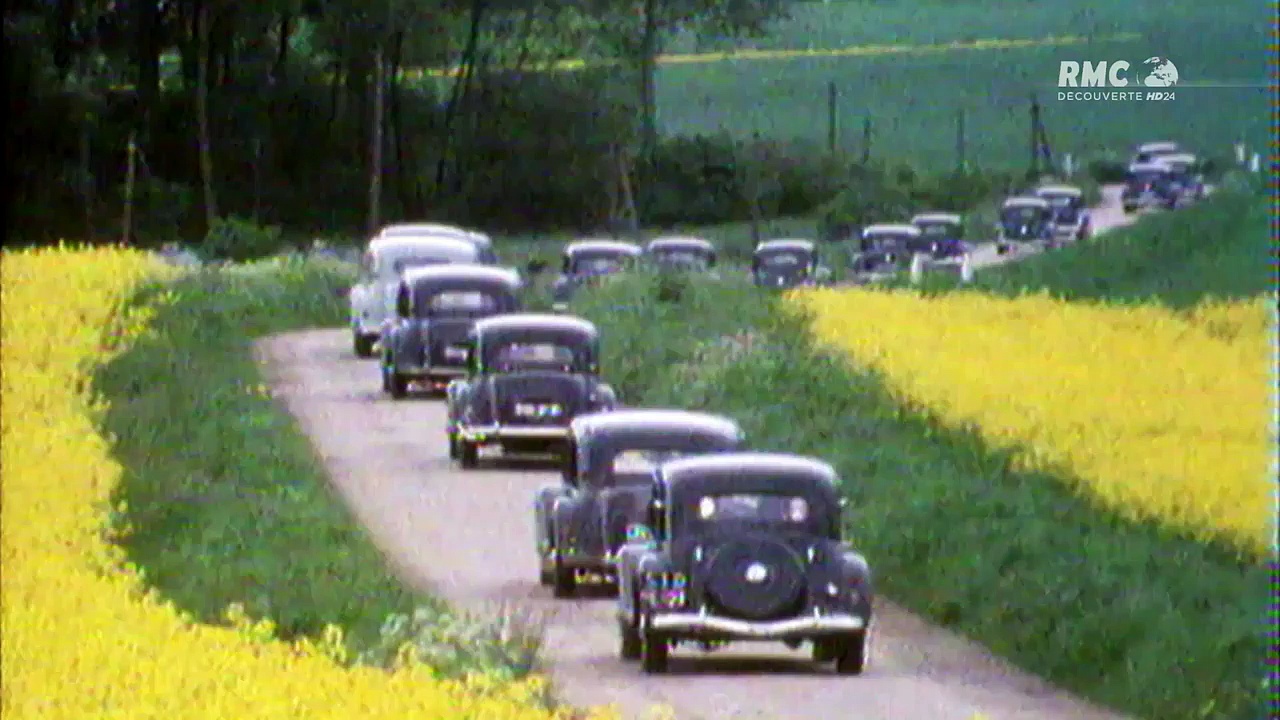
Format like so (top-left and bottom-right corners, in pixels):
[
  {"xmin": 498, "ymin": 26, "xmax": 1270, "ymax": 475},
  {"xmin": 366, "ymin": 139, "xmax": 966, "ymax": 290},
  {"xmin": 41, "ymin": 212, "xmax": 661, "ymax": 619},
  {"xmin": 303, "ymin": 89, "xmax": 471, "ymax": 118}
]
[
  {"xmin": 1, "ymin": 247, "xmax": 613, "ymax": 719},
  {"xmin": 790, "ymin": 287, "xmax": 1276, "ymax": 558}
]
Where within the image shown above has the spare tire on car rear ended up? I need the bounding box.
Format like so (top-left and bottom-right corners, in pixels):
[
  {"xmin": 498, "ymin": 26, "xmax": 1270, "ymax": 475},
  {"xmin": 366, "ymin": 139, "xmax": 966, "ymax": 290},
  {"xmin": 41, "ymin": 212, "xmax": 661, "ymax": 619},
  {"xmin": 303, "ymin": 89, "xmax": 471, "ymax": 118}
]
[{"xmin": 703, "ymin": 537, "xmax": 805, "ymax": 620}]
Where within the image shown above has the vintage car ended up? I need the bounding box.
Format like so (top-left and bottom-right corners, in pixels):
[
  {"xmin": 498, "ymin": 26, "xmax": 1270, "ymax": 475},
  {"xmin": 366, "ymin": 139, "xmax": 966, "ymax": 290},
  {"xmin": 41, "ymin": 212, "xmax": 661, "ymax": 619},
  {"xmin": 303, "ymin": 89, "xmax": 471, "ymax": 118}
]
[
  {"xmin": 1155, "ymin": 153, "xmax": 1207, "ymax": 205},
  {"xmin": 550, "ymin": 239, "xmax": 643, "ymax": 311},
  {"xmin": 848, "ymin": 223, "xmax": 925, "ymax": 282},
  {"xmin": 1120, "ymin": 161, "xmax": 1177, "ymax": 213},
  {"xmin": 751, "ymin": 239, "xmax": 829, "ymax": 289},
  {"xmin": 995, "ymin": 196, "xmax": 1055, "ymax": 253},
  {"xmin": 349, "ymin": 235, "xmax": 486, "ymax": 358},
  {"xmin": 614, "ymin": 452, "xmax": 873, "ymax": 675},
  {"xmin": 643, "ymin": 236, "xmax": 717, "ymax": 274},
  {"xmin": 380, "ymin": 265, "xmax": 523, "ymax": 398},
  {"xmin": 534, "ymin": 409, "xmax": 745, "ymax": 597},
  {"xmin": 445, "ymin": 313, "xmax": 617, "ymax": 466},
  {"xmin": 909, "ymin": 213, "xmax": 969, "ymax": 260},
  {"xmin": 377, "ymin": 222, "xmax": 498, "ymax": 263},
  {"xmin": 1032, "ymin": 184, "xmax": 1092, "ymax": 241},
  {"xmin": 1131, "ymin": 141, "xmax": 1180, "ymax": 165}
]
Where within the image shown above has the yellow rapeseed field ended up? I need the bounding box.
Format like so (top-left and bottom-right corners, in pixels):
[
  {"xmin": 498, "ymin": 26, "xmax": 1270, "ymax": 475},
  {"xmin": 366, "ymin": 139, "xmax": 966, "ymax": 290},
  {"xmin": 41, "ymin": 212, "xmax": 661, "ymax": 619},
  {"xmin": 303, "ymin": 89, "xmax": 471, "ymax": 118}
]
[
  {"xmin": 0, "ymin": 247, "xmax": 617, "ymax": 719},
  {"xmin": 790, "ymin": 287, "xmax": 1276, "ymax": 558}
]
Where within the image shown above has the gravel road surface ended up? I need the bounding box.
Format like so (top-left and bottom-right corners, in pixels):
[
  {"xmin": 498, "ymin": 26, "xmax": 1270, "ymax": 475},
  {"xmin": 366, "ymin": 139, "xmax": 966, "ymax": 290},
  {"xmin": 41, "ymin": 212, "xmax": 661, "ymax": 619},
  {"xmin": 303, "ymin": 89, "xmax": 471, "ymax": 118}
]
[{"xmin": 253, "ymin": 184, "xmax": 1146, "ymax": 720}]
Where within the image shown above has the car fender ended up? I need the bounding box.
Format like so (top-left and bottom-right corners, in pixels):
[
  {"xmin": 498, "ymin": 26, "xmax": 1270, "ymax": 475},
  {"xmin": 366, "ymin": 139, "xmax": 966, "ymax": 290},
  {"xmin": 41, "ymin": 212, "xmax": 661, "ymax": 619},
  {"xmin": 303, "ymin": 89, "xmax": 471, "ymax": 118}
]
[
  {"xmin": 549, "ymin": 492, "xmax": 581, "ymax": 549},
  {"xmin": 534, "ymin": 484, "xmax": 566, "ymax": 552},
  {"xmin": 349, "ymin": 283, "xmax": 375, "ymax": 326},
  {"xmin": 838, "ymin": 547, "xmax": 874, "ymax": 593}
]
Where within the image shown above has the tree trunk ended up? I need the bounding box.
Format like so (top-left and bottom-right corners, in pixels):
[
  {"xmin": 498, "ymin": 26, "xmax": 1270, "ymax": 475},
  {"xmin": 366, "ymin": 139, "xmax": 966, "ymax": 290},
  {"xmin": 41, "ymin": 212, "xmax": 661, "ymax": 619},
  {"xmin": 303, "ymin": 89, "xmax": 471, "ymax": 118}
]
[
  {"xmin": 637, "ymin": 0, "xmax": 660, "ymax": 166},
  {"xmin": 388, "ymin": 30, "xmax": 417, "ymax": 215},
  {"xmin": 434, "ymin": 0, "xmax": 487, "ymax": 192},
  {"xmin": 367, "ymin": 46, "xmax": 386, "ymax": 236},
  {"xmin": 134, "ymin": 0, "xmax": 161, "ymax": 117},
  {"xmin": 179, "ymin": 0, "xmax": 200, "ymax": 89},
  {"xmin": 195, "ymin": 2, "xmax": 219, "ymax": 229},
  {"xmin": 52, "ymin": 0, "xmax": 77, "ymax": 81},
  {"xmin": 274, "ymin": 14, "xmax": 292, "ymax": 82}
]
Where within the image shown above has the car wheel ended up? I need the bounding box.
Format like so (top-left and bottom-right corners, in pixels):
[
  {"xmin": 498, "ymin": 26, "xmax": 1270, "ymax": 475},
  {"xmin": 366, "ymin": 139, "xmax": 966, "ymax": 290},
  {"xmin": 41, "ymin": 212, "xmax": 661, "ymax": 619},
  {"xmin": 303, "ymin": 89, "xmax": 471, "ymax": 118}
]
[
  {"xmin": 458, "ymin": 439, "xmax": 478, "ymax": 469},
  {"xmin": 551, "ymin": 556, "xmax": 576, "ymax": 598},
  {"xmin": 619, "ymin": 617, "xmax": 642, "ymax": 661},
  {"xmin": 353, "ymin": 332, "xmax": 376, "ymax": 358},
  {"xmin": 640, "ymin": 625, "xmax": 670, "ymax": 673},
  {"xmin": 833, "ymin": 629, "xmax": 869, "ymax": 675},
  {"xmin": 388, "ymin": 372, "xmax": 409, "ymax": 400},
  {"xmin": 539, "ymin": 564, "xmax": 553, "ymax": 586},
  {"xmin": 812, "ymin": 639, "xmax": 839, "ymax": 663},
  {"xmin": 1122, "ymin": 205, "xmax": 1135, "ymax": 214}
]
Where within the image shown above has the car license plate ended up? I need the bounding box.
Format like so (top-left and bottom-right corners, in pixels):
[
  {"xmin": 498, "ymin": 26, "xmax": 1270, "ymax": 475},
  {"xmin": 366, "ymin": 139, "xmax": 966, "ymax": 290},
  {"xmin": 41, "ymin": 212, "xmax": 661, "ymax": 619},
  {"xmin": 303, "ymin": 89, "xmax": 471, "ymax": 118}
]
[{"xmin": 514, "ymin": 402, "xmax": 562, "ymax": 418}]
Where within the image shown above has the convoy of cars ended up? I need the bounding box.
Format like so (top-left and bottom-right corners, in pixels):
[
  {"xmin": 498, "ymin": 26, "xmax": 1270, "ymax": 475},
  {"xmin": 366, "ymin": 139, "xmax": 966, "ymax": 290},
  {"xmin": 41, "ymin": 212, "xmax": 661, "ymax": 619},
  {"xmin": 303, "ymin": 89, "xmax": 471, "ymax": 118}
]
[{"xmin": 341, "ymin": 142, "xmax": 1201, "ymax": 676}]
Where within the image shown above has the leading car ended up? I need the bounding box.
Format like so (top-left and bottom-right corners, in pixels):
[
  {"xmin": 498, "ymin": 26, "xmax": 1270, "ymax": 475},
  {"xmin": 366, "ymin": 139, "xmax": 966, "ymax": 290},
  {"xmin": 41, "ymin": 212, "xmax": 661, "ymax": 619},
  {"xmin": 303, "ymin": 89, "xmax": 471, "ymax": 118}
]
[
  {"xmin": 380, "ymin": 265, "xmax": 523, "ymax": 398},
  {"xmin": 534, "ymin": 409, "xmax": 745, "ymax": 598},
  {"xmin": 615, "ymin": 453, "xmax": 873, "ymax": 675},
  {"xmin": 445, "ymin": 314, "xmax": 617, "ymax": 467}
]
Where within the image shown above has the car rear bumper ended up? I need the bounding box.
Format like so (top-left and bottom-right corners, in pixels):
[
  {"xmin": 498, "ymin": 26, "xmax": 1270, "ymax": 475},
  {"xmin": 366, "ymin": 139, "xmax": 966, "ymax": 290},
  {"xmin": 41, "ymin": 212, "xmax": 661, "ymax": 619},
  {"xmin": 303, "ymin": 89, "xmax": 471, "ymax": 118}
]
[
  {"xmin": 650, "ymin": 610, "xmax": 867, "ymax": 638},
  {"xmin": 458, "ymin": 424, "xmax": 570, "ymax": 441},
  {"xmin": 397, "ymin": 365, "xmax": 466, "ymax": 378}
]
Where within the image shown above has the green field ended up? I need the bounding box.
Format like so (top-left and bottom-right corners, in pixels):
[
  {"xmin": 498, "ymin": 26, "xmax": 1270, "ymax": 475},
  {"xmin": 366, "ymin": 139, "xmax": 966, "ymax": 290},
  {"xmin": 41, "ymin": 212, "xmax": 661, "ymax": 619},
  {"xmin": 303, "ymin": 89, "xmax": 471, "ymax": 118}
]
[{"xmin": 655, "ymin": 0, "xmax": 1270, "ymax": 168}]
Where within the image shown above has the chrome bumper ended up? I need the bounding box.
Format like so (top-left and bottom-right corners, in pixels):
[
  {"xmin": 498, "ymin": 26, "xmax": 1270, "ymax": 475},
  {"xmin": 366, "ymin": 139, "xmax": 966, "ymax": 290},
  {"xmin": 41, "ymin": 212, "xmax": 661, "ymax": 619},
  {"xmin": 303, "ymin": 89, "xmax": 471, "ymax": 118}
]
[
  {"xmin": 650, "ymin": 610, "xmax": 867, "ymax": 637},
  {"xmin": 400, "ymin": 365, "xmax": 466, "ymax": 378},
  {"xmin": 458, "ymin": 424, "xmax": 569, "ymax": 441}
]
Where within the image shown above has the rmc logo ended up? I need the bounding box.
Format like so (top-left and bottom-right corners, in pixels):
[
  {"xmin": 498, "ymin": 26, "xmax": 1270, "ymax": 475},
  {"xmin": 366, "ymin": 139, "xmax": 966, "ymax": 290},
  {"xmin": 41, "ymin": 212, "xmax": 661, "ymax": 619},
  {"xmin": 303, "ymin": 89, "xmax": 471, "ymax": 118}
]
[{"xmin": 1058, "ymin": 61, "xmax": 1132, "ymax": 87}]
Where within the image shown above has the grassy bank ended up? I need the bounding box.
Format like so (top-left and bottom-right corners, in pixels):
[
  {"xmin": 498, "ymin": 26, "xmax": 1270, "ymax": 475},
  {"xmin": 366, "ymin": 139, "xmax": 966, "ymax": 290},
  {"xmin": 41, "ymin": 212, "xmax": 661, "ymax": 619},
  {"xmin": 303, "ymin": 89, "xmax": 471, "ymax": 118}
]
[
  {"xmin": 571, "ymin": 271, "xmax": 1267, "ymax": 720},
  {"xmin": 93, "ymin": 258, "xmax": 545, "ymax": 681}
]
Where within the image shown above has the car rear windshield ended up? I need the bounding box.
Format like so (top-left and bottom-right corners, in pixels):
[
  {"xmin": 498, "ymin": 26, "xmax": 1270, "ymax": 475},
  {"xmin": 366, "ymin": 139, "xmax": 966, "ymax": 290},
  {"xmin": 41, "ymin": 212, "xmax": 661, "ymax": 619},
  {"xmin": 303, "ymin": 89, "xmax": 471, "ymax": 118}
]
[
  {"xmin": 1002, "ymin": 206, "xmax": 1045, "ymax": 222},
  {"xmin": 427, "ymin": 290, "xmax": 500, "ymax": 316},
  {"xmin": 654, "ymin": 250, "xmax": 710, "ymax": 268},
  {"xmin": 572, "ymin": 253, "xmax": 628, "ymax": 274},
  {"xmin": 492, "ymin": 342, "xmax": 577, "ymax": 372},
  {"xmin": 757, "ymin": 251, "xmax": 805, "ymax": 267},
  {"xmin": 1042, "ymin": 195, "xmax": 1077, "ymax": 208},
  {"xmin": 917, "ymin": 223, "xmax": 955, "ymax": 237},
  {"xmin": 696, "ymin": 493, "xmax": 810, "ymax": 523}
]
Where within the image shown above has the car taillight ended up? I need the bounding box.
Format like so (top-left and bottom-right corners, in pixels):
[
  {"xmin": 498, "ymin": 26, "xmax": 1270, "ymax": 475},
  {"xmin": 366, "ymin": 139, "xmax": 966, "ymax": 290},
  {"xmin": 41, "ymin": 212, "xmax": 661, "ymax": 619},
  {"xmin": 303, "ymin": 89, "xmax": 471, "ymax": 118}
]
[{"xmin": 642, "ymin": 571, "xmax": 688, "ymax": 609}]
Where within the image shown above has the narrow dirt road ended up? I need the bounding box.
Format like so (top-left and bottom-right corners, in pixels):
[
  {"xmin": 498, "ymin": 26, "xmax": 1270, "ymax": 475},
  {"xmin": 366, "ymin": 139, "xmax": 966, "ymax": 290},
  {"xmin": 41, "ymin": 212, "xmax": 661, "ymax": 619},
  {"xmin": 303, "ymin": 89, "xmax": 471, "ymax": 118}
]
[
  {"xmin": 257, "ymin": 333, "xmax": 1129, "ymax": 720},
  {"xmin": 964, "ymin": 183, "xmax": 1132, "ymax": 271}
]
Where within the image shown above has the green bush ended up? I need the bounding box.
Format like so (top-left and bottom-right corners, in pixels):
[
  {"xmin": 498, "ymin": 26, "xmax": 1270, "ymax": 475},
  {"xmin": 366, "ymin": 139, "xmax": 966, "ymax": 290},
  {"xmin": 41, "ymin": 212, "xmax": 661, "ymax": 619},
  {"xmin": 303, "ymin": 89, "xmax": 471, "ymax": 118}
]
[
  {"xmin": 93, "ymin": 257, "xmax": 547, "ymax": 681},
  {"xmin": 572, "ymin": 272, "xmax": 1267, "ymax": 720},
  {"xmin": 202, "ymin": 215, "xmax": 286, "ymax": 262}
]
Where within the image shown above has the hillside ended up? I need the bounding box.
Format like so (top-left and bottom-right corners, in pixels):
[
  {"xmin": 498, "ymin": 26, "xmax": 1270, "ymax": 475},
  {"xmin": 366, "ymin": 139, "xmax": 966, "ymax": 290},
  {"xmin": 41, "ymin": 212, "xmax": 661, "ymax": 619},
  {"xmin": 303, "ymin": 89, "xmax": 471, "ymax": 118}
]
[{"xmin": 972, "ymin": 186, "xmax": 1272, "ymax": 308}]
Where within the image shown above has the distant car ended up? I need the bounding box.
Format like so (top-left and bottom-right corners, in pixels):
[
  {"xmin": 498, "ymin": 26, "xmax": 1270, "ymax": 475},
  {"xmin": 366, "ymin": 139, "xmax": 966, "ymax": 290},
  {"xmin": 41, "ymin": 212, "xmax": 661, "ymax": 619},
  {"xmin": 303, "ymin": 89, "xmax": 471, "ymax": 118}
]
[
  {"xmin": 1155, "ymin": 153, "xmax": 1207, "ymax": 205},
  {"xmin": 1131, "ymin": 141, "xmax": 1181, "ymax": 165},
  {"xmin": 643, "ymin": 236, "xmax": 718, "ymax": 274},
  {"xmin": 534, "ymin": 409, "xmax": 745, "ymax": 598},
  {"xmin": 1032, "ymin": 185, "xmax": 1091, "ymax": 242},
  {"xmin": 850, "ymin": 224, "xmax": 924, "ymax": 282},
  {"xmin": 1120, "ymin": 161, "xmax": 1177, "ymax": 213},
  {"xmin": 995, "ymin": 197, "xmax": 1055, "ymax": 253},
  {"xmin": 380, "ymin": 265, "xmax": 523, "ymax": 398},
  {"xmin": 751, "ymin": 239, "xmax": 829, "ymax": 289},
  {"xmin": 445, "ymin": 313, "xmax": 616, "ymax": 467},
  {"xmin": 349, "ymin": 235, "xmax": 487, "ymax": 358},
  {"xmin": 377, "ymin": 223, "xmax": 499, "ymax": 264},
  {"xmin": 550, "ymin": 240, "xmax": 643, "ymax": 310},
  {"xmin": 614, "ymin": 452, "xmax": 873, "ymax": 675},
  {"xmin": 909, "ymin": 213, "xmax": 969, "ymax": 260}
]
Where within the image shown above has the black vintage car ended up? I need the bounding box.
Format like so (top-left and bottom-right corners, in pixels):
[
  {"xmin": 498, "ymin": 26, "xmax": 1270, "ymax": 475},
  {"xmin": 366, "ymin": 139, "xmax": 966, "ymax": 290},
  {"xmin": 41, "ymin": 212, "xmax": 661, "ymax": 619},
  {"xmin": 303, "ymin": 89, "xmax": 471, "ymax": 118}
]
[
  {"xmin": 550, "ymin": 239, "xmax": 643, "ymax": 310},
  {"xmin": 1120, "ymin": 161, "xmax": 1177, "ymax": 213},
  {"xmin": 849, "ymin": 223, "xmax": 922, "ymax": 282},
  {"xmin": 534, "ymin": 409, "xmax": 745, "ymax": 598},
  {"xmin": 751, "ymin": 239, "xmax": 829, "ymax": 289},
  {"xmin": 909, "ymin": 213, "xmax": 969, "ymax": 259},
  {"xmin": 643, "ymin": 236, "xmax": 718, "ymax": 273},
  {"xmin": 444, "ymin": 313, "xmax": 617, "ymax": 467},
  {"xmin": 381, "ymin": 265, "xmax": 523, "ymax": 398},
  {"xmin": 995, "ymin": 196, "xmax": 1055, "ymax": 254},
  {"xmin": 614, "ymin": 453, "xmax": 873, "ymax": 675}
]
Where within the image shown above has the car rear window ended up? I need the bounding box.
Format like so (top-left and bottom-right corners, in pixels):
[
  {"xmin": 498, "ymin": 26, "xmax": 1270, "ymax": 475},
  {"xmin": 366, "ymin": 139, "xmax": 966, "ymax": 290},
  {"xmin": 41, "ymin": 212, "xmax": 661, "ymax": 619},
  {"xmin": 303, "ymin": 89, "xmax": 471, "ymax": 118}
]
[
  {"xmin": 697, "ymin": 493, "xmax": 809, "ymax": 523},
  {"xmin": 428, "ymin": 291, "xmax": 499, "ymax": 313},
  {"xmin": 493, "ymin": 342, "xmax": 576, "ymax": 371}
]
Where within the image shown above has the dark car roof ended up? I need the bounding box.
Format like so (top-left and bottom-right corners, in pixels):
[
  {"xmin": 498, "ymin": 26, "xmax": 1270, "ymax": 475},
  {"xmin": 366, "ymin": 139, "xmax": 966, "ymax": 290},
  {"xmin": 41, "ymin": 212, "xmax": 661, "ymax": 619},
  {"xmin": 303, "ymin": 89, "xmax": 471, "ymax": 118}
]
[
  {"xmin": 473, "ymin": 313, "xmax": 598, "ymax": 337},
  {"xmin": 645, "ymin": 237, "xmax": 715, "ymax": 253},
  {"xmin": 565, "ymin": 240, "xmax": 643, "ymax": 256},
  {"xmin": 571, "ymin": 409, "xmax": 741, "ymax": 440},
  {"xmin": 755, "ymin": 239, "xmax": 816, "ymax": 254},
  {"xmin": 402, "ymin": 264, "xmax": 521, "ymax": 290},
  {"xmin": 660, "ymin": 452, "xmax": 837, "ymax": 487}
]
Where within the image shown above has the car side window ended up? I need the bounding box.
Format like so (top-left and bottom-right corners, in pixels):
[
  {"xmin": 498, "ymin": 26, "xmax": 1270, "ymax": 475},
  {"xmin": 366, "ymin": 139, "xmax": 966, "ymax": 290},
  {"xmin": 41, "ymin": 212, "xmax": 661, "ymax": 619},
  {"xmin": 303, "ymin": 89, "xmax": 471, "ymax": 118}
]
[
  {"xmin": 361, "ymin": 250, "xmax": 376, "ymax": 281},
  {"xmin": 561, "ymin": 254, "xmax": 573, "ymax": 274}
]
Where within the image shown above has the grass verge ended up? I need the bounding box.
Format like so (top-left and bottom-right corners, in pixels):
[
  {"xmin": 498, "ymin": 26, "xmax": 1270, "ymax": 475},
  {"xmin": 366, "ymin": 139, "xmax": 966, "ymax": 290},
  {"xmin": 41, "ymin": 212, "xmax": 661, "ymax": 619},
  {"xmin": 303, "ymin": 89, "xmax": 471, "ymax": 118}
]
[
  {"xmin": 93, "ymin": 257, "xmax": 546, "ymax": 681},
  {"xmin": 571, "ymin": 271, "xmax": 1267, "ymax": 720}
]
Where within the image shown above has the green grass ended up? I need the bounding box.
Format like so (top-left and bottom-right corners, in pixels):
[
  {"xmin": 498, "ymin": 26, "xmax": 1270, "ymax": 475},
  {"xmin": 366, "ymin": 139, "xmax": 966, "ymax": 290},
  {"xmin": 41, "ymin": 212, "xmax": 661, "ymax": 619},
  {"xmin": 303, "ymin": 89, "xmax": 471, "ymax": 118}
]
[
  {"xmin": 655, "ymin": 0, "xmax": 1270, "ymax": 168},
  {"xmin": 570, "ymin": 270, "xmax": 1267, "ymax": 720},
  {"xmin": 970, "ymin": 185, "xmax": 1274, "ymax": 307},
  {"xmin": 94, "ymin": 258, "xmax": 429, "ymax": 650}
]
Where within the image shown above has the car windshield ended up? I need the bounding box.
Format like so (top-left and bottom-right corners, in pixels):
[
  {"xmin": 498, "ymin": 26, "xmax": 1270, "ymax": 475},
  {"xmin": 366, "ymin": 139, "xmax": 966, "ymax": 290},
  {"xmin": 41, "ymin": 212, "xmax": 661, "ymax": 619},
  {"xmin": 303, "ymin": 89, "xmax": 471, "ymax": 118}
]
[
  {"xmin": 383, "ymin": 246, "xmax": 476, "ymax": 276},
  {"xmin": 654, "ymin": 249, "xmax": 710, "ymax": 268},
  {"xmin": 426, "ymin": 290, "xmax": 499, "ymax": 316},
  {"xmin": 864, "ymin": 233, "xmax": 909, "ymax": 249},
  {"xmin": 1128, "ymin": 171, "xmax": 1165, "ymax": 185},
  {"xmin": 1002, "ymin": 206, "xmax": 1046, "ymax": 222},
  {"xmin": 756, "ymin": 250, "xmax": 807, "ymax": 268},
  {"xmin": 696, "ymin": 493, "xmax": 810, "ymax": 524},
  {"xmin": 610, "ymin": 449, "xmax": 685, "ymax": 485},
  {"xmin": 1041, "ymin": 195, "xmax": 1078, "ymax": 208},
  {"xmin": 571, "ymin": 252, "xmax": 628, "ymax": 275},
  {"xmin": 491, "ymin": 342, "xmax": 577, "ymax": 372}
]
